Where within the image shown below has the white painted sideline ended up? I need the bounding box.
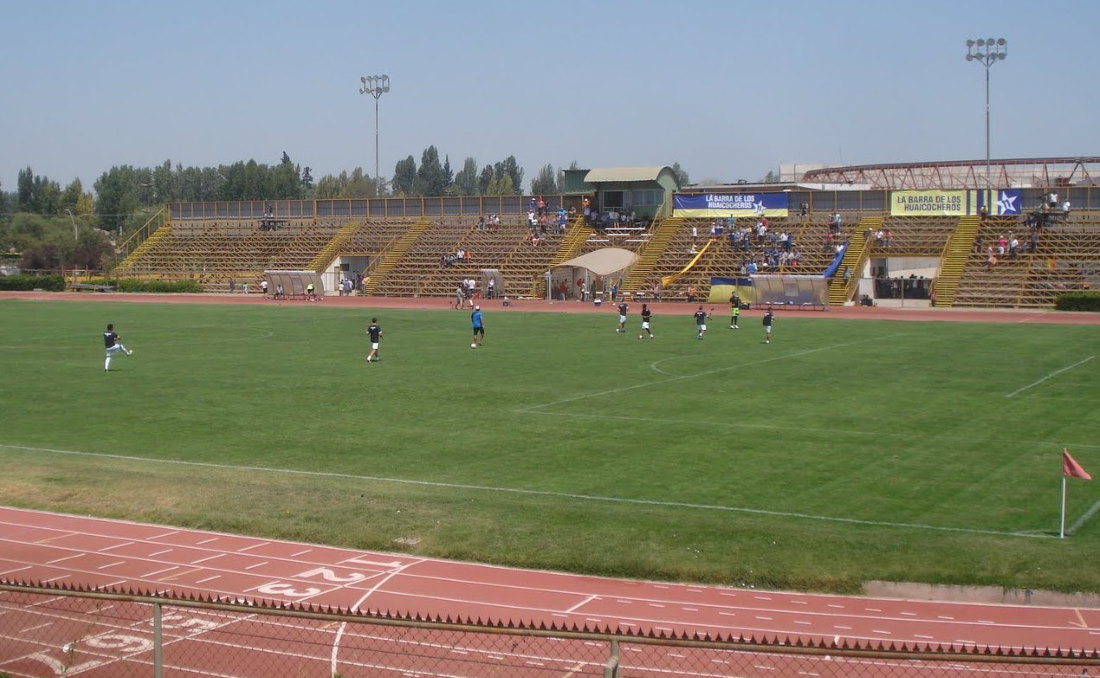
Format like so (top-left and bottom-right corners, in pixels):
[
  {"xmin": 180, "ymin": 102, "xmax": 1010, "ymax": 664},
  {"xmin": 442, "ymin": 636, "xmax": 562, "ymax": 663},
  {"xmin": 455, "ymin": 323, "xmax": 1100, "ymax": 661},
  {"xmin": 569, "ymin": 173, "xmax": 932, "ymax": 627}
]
[
  {"xmin": 0, "ymin": 443, "xmax": 1063, "ymax": 539},
  {"xmin": 1004, "ymin": 355, "xmax": 1095, "ymax": 398}
]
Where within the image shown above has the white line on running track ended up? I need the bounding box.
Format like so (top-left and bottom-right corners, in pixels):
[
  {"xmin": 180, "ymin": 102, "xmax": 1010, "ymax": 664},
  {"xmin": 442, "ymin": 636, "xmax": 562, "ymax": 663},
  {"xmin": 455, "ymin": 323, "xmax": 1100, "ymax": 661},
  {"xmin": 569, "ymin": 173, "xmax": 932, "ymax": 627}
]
[
  {"xmin": 0, "ymin": 443, "xmax": 1055, "ymax": 539},
  {"xmin": 1004, "ymin": 355, "xmax": 1094, "ymax": 398},
  {"xmin": 330, "ymin": 560, "xmax": 422, "ymax": 676},
  {"xmin": 524, "ymin": 335, "xmax": 909, "ymax": 411}
]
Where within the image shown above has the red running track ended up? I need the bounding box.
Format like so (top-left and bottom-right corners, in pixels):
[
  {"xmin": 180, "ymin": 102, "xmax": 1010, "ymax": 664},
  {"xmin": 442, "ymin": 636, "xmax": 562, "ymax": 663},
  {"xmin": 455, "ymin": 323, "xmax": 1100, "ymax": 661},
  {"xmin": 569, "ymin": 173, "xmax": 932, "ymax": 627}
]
[{"xmin": 1, "ymin": 506, "xmax": 1097, "ymax": 654}]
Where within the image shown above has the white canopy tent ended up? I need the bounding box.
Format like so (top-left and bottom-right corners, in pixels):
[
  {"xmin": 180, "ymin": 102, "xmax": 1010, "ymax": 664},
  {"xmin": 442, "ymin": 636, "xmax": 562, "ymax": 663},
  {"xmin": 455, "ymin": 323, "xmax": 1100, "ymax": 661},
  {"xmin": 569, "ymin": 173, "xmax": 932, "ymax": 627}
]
[{"xmin": 548, "ymin": 247, "xmax": 639, "ymax": 301}]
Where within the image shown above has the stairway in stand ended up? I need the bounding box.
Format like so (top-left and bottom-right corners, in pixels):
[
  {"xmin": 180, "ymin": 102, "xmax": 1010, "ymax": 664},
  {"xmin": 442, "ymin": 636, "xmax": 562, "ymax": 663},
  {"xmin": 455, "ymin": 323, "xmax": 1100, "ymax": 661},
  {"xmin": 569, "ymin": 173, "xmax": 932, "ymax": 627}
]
[
  {"xmin": 930, "ymin": 216, "xmax": 979, "ymax": 307},
  {"xmin": 309, "ymin": 220, "xmax": 363, "ymax": 272},
  {"xmin": 363, "ymin": 217, "xmax": 430, "ymax": 295},
  {"xmin": 529, "ymin": 219, "xmax": 588, "ymax": 298},
  {"xmin": 621, "ymin": 217, "xmax": 682, "ymax": 295},
  {"xmin": 115, "ymin": 223, "xmax": 172, "ymax": 276},
  {"xmin": 826, "ymin": 217, "xmax": 877, "ymax": 306}
]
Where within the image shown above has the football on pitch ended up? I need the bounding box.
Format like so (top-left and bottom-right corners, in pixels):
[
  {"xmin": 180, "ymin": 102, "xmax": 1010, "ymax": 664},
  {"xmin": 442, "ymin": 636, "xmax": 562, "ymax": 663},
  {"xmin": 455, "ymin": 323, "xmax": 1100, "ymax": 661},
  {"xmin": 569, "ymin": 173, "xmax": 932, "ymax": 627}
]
[{"xmin": 470, "ymin": 343, "xmax": 477, "ymax": 348}]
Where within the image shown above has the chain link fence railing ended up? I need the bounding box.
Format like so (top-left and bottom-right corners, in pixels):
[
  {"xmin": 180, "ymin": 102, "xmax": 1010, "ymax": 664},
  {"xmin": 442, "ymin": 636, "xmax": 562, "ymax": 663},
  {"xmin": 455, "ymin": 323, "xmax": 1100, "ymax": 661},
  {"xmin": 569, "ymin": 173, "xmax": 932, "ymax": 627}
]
[{"xmin": 1, "ymin": 580, "xmax": 1096, "ymax": 677}]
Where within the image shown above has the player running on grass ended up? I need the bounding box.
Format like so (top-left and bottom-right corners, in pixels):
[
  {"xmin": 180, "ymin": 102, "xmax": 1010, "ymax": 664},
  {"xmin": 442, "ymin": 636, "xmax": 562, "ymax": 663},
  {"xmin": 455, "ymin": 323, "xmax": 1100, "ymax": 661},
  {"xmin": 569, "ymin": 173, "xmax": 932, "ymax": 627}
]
[
  {"xmin": 471, "ymin": 305, "xmax": 484, "ymax": 348},
  {"xmin": 366, "ymin": 318, "xmax": 383, "ymax": 362},
  {"xmin": 638, "ymin": 304, "xmax": 654, "ymax": 339},
  {"xmin": 103, "ymin": 323, "xmax": 133, "ymax": 371},
  {"xmin": 616, "ymin": 300, "xmax": 628, "ymax": 333},
  {"xmin": 694, "ymin": 306, "xmax": 709, "ymax": 339}
]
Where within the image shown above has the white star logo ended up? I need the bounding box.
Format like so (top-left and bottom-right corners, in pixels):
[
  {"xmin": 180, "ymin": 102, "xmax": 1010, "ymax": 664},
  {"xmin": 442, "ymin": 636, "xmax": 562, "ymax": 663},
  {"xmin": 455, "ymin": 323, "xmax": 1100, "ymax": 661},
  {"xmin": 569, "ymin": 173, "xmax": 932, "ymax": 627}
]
[{"xmin": 996, "ymin": 191, "xmax": 1018, "ymax": 214}]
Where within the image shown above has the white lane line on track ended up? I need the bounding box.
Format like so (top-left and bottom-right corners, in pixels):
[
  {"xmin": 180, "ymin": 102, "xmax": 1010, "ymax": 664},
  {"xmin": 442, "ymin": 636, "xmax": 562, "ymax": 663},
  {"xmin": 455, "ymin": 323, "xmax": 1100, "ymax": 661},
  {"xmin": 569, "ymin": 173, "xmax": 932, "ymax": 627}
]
[
  {"xmin": 1005, "ymin": 355, "xmax": 1094, "ymax": 398},
  {"xmin": 0, "ymin": 443, "xmax": 1063, "ymax": 539},
  {"xmin": 329, "ymin": 559, "xmax": 424, "ymax": 676},
  {"xmin": 565, "ymin": 595, "xmax": 598, "ymax": 613}
]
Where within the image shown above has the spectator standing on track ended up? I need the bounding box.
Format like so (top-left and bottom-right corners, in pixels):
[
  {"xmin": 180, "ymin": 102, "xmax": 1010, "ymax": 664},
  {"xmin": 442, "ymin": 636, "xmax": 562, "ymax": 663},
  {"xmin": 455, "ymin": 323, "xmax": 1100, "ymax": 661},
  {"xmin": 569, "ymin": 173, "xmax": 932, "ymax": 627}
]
[
  {"xmin": 103, "ymin": 323, "xmax": 133, "ymax": 371},
  {"xmin": 260, "ymin": 279, "xmax": 269, "ymax": 297},
  {"xmin": 616, "ymin": 301, "xmax": 629, "ymax": 333},
  {"xmin": 762, "ymin": 308, "xmax": 775, "ymax": 344},
  {"xmin": 470, "ymin": 305, "xmax": 485, "ymax": 348},
  {"xmin": 638, "ymin": 304, "xmax": 654, "ymax": 339},
  {"xmin": 694, "ymin": 306, "xmax": 709, "ymax": 339},
  {"xmin": 365, "ymin": 318, "xmax": 383, "ymax": 363}
]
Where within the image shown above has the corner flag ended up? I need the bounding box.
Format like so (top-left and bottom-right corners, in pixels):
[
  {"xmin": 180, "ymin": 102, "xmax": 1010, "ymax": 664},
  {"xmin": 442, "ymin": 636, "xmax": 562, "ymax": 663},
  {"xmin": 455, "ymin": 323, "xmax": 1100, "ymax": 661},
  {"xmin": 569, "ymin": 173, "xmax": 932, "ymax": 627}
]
[
  {"xmin": 1060, "ymin": 448, "xmax": 1091, "ymax": 539},
  {"xmin": 1063, "ymin": 449, "xmax": 1092, "ymax": 480}
]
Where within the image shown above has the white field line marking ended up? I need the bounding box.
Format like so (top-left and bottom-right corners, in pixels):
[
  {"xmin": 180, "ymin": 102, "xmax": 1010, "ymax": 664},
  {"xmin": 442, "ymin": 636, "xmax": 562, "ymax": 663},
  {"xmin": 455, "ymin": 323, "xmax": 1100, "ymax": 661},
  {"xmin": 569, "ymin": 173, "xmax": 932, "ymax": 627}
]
[
  {"xmin": 0, "ymin": 443, "xmax": 1054, "ymax": 540},
  {"xmin": 521, "ymin": 335, "xmax": 909, "ymax": 412},
  {"xmin": 1005, "ymin": 356, "xmax": 1094, "ymax": 398},
  {"xmin": 1067, "ymin": 499, "xmax": 1100, "ymax": 536},
  {"xmin": 520, "ymin": 409, "xmax": 1100, "ymax": 450}
]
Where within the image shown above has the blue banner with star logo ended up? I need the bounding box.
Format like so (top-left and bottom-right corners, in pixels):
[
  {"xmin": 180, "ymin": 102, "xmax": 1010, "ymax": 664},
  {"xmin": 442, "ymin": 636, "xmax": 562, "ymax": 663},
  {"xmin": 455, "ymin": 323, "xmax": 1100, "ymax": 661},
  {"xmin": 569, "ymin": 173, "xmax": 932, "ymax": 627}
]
[{"xmin": 673, "ymin": 192, "xmax": 789, "ymax": 218}]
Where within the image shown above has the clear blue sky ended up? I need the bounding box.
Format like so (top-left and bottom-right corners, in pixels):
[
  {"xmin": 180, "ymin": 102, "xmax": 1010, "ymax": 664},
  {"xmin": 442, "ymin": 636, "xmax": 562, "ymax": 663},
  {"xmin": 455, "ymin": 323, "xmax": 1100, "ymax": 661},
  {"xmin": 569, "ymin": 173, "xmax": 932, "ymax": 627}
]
[{"xmin": 2, "ymin": 0, "xmax": 1097, "ymax": 194}]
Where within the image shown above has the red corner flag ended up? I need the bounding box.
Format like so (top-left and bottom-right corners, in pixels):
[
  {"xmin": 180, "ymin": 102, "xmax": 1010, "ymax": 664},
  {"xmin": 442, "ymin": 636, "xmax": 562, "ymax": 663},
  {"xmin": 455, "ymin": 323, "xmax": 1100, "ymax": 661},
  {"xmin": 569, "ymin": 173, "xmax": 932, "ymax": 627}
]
[{"xmin": 1063, "ymin": 449, "xmax": 1092, "ymax": 480}]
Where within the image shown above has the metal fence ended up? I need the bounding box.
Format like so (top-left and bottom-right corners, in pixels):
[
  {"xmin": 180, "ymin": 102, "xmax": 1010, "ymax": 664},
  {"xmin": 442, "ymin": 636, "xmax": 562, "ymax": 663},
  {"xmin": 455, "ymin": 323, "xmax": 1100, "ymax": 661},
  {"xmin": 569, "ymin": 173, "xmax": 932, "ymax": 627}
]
[{"xmin": 1, "ymin": 580, "xmax": 1096, "ymax": 677}]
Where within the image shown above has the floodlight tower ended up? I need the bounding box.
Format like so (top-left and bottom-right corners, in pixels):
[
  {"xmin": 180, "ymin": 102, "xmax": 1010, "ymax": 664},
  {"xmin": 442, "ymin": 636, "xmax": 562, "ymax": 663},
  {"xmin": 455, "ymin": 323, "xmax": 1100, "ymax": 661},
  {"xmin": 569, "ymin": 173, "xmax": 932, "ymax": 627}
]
[
  {"xmin": 965, "ymin": 38, "xmax": 1007, "ymax": 188},
  {"xmin": 359, "ymin": 75, "xmax": 391, "ymax": 192}
]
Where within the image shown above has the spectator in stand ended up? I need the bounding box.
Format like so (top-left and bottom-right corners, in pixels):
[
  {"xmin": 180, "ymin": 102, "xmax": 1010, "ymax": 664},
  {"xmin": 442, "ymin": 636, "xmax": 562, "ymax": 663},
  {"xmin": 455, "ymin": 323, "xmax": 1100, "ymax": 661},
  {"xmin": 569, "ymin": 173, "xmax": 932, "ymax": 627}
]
[
  {"xmin": 1063, "ymin": 200, "xmax": 1071, "ymax": 217},
  {"xmin": 883, "ymin": 229, "xmax": 893, "ymax": 248},
  {"xmin": 831, "ymin": 211, "xmax": 842, "ymax": 232},
  {"xmin": 1009, "ymin": 235, "xmax": 1019, "ymax": 258},
  {"xmin": 996, "ymin": 234, "xmax": 1007, "ymax": 256}
]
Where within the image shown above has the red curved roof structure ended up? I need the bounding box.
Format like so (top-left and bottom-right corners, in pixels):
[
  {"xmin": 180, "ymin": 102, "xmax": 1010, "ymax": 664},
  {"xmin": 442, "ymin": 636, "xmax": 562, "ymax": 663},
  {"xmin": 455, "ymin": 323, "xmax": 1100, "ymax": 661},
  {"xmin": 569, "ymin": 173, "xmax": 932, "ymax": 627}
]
[{"xmin": 801, "ymin": 157, "xmax": 1099, "ymax": 189}]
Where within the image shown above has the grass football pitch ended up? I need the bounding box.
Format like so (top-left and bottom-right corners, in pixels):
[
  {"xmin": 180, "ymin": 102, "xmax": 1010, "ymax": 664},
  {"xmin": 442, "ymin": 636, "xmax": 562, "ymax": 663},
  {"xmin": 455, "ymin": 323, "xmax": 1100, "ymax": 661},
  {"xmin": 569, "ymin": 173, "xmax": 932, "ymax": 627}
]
[{"xmin": 1, "ymin": 298, "xmax": 1098, "ymax": 594}]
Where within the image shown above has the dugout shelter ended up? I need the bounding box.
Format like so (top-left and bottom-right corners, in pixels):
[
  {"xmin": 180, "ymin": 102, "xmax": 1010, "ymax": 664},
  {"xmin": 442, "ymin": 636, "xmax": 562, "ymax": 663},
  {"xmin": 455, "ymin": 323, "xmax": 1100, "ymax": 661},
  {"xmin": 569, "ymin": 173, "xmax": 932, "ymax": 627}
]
[{"xmin": 264, "ymin": 270, "xmax": 325, "ymax": 299}]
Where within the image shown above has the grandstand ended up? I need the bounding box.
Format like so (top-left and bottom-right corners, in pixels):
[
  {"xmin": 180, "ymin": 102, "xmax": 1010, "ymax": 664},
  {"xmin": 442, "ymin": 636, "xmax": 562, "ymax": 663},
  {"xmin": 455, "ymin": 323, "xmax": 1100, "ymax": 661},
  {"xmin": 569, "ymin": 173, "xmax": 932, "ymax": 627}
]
[{"xmin": 113, "ymin": 179, "xmax": 1098, "ymax": 308}]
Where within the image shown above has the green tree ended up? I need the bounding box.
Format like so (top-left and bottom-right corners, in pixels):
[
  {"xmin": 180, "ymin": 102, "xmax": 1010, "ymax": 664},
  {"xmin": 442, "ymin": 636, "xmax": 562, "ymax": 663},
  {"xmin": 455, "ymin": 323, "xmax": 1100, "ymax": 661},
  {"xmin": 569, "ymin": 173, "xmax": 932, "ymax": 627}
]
[
  {"xmin": 392, "ymin": 156, "xmax": 417, "ymax": 196},
  {"xmin": 272, "ymin": 151, "xmax": 303, "ymax": 199},
  {"xmin": 477, "ymin": 166, "xmax": 494, "ymax": 195},
  {"xmin": 16, "ymin": 167, "xmax": 63, "ymax": 214},
  {"xmin": 530, "ymin": 164, "xmax": 557, "ymax": 196},
  {"xmin": 442, "ymin": 155, "xmax": 454, "ymax": 193},
  {"xmin": 60, "ymin": 179, "xmax": 86, "ymax": 215},
  {"xmin": 416, "ymin": 145, "xmax": 448, "ymax": 196},
  {"xmin": 17, "ymin": 167, "xmax": 33, "ymax": 211},
  {"xmin": 492, "ymin": 156, "xmax": 523, "ymax": 195},
  {"xmin": 94, "ymin": 166, "xmax": 142, "ymax": 232},
  {"xmin": 453, "ymin": 158, "xmax": 480, "ymax": 196}
]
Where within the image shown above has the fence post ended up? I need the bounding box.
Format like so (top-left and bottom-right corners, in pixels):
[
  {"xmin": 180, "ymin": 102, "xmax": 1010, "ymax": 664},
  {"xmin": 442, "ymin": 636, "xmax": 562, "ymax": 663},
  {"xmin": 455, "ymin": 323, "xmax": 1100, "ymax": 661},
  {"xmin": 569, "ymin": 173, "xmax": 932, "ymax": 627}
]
[
  {"xmin": 603, "ymin": 638, "xmax": 620, "ymax": 678},
  {"xmin": 153, "ymin": 601, "xmax": 163, "ymax": 678}
]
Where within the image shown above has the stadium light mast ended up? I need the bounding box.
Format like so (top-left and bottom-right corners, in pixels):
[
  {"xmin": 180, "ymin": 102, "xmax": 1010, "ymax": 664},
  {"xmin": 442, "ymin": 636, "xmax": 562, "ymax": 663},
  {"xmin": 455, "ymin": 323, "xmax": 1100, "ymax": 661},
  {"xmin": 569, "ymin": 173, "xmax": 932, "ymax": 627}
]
[
  {"xmin": 965, "ymin": 38, "xmax": 1007, "ymax": 188},
  {"xmin": 359, "ymin": 75, "xmax": 391, "ymax": 194}
]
